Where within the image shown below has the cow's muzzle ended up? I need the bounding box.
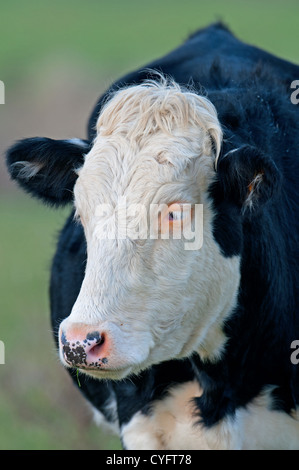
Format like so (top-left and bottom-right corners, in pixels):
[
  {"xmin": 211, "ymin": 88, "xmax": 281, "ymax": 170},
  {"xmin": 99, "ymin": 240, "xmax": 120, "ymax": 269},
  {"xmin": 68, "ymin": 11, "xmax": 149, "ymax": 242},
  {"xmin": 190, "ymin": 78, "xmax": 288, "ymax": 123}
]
[{"xmin": 59, "ymin": 323, "xmax": 109, "ymax": 369}]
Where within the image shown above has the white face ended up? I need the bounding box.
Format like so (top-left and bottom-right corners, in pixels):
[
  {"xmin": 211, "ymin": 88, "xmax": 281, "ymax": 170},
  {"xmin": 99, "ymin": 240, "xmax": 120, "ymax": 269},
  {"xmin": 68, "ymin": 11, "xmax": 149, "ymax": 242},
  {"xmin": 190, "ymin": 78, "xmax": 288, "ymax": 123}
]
[{"xmin": 58, "ymin": 81, "xmax": 241, "ymax": 380}]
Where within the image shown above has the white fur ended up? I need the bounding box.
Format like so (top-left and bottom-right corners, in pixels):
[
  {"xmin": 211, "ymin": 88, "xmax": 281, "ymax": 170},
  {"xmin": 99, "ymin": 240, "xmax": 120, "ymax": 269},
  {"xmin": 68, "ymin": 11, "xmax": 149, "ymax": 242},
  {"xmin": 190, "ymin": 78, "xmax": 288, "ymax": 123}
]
[
  {"xmin": 242, "ymin": 389, "xmax": 299, "ymax": 450},
  {"xmin": 59, "ymin": 78, "xmax": 240, "ymax": 379},
  {"xmin": 120, "ymin": 382, "xmax": 299, "ymax": 450},
  {"xmin": 121, "ymin": 381, "xmax": 209, "ymax": 450}
]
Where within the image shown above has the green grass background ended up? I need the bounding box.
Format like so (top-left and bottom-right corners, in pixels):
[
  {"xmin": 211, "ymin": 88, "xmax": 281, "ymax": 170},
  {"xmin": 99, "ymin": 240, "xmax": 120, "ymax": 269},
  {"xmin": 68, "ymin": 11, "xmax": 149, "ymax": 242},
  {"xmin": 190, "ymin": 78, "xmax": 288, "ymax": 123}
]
[{"xmin": 0, "ymin": 0, "xmax": 298, "ymax": 450}]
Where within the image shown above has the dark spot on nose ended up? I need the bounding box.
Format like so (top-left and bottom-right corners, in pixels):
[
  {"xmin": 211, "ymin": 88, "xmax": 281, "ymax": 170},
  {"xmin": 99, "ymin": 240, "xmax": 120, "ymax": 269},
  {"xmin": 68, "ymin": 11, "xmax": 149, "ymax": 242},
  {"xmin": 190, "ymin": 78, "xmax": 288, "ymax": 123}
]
[
  {"xmin": 102, "ymin": 357, "xmax": 108, "ymax": 364},
  {"xmin": 61, "ymin": 333, "xmax": 88, "ymax": 367},
  {"xmin": 86, "ymin": 331, "xmax": 101, "ymax": 342},
  {"xmin": 61, "ymin": 331, "xmax": 67, "ymax": 345},
  {"xmin": 63, "ymin": 342, "xmax": 87, "ymax": 366}
]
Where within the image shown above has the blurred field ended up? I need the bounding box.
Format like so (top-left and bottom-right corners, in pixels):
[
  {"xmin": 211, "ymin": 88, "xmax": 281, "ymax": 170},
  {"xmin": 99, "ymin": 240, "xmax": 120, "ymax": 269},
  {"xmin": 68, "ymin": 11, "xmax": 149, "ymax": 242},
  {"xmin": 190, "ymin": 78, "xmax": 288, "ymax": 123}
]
[{"xmin": 0, "ymin": 0, "xmax": 298, "ymax": 450}]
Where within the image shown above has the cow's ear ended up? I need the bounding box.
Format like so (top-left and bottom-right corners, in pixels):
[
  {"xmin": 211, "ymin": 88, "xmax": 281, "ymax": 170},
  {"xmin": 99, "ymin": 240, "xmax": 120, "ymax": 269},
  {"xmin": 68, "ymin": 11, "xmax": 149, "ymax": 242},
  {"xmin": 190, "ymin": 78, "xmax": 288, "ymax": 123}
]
[
  {"xmin": 216, "ymin": 144, "xmax": 282, "ymax": 214},
  {"xmin": 6, "ymin": 137, "xmax": 90, "ymax": 206}
]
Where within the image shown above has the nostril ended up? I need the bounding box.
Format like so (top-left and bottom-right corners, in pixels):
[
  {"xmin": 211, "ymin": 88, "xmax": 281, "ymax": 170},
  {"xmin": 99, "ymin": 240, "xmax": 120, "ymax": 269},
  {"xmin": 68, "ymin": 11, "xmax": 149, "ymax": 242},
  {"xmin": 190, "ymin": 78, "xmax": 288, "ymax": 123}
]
[{"xmin": 87, "ymin": 333, "xmax": 105, "ymax": 358}]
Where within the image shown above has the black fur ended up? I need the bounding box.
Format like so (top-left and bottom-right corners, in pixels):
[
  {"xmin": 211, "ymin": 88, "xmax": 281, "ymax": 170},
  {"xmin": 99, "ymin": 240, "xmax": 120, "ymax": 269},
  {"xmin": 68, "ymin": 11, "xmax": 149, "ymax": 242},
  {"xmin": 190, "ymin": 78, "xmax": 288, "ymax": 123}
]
[{"xmin": 6, "ymin": 137, "xmax": 89, "ymax": 206}]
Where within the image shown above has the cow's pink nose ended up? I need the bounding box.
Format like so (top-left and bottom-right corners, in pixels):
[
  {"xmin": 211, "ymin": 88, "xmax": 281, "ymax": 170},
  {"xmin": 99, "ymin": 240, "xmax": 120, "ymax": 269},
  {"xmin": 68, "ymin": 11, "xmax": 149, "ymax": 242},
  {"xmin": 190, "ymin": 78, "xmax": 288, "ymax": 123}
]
[{"xmin": 60, "ymin": 324, "xmax": 109, "ymax": 369}]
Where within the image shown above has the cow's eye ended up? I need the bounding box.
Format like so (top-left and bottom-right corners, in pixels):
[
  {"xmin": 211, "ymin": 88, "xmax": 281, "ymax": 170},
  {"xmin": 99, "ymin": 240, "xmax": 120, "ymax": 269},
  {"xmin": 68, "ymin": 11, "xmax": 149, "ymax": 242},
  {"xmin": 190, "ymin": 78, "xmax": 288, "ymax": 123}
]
[
  {"xmin": 159, "ymin": 202, "xmax": 192, "ymax": 236},
  {"xmin": 167, "ymin": 203, "xmax": 190, "ymax": 221},
  {"xmin": 168, "ymin": 210, "xmax": 184, "ymax": 221}
]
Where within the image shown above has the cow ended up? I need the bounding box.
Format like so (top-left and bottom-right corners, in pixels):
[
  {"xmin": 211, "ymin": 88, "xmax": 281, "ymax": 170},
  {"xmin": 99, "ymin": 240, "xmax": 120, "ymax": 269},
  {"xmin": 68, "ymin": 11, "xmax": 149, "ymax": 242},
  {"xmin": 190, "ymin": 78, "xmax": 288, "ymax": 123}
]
[{"xmin": 6, "ymin": 23, "xmax": 299, "ymax": 449}]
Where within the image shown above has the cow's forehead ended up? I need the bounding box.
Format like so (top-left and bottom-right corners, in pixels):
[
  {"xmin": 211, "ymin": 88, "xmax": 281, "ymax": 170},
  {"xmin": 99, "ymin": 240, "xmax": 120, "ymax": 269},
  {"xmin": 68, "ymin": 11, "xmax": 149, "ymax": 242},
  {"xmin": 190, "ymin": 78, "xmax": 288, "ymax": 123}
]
[
  {"xmin": 74, "ymin": 81, "xmax": 221, "ymax": 214},
  {"xmin": 74, "ymin": 136, "xmax": 215, "ymax": 224},
  {"xmin": 94, "ymin": 80, "xmax": 222, "ymax": 161},
  {"xmin": 84, "ymin": 131, "xmax": 205, "ymax": 173}
]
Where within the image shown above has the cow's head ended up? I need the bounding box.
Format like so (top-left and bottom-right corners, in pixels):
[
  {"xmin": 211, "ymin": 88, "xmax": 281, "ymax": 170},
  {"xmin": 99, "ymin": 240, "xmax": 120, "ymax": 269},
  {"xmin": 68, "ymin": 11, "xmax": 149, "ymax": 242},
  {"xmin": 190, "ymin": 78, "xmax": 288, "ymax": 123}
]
[{"xmin": 6, "ymin": 77, "xmax": 281, "ymax": 380}]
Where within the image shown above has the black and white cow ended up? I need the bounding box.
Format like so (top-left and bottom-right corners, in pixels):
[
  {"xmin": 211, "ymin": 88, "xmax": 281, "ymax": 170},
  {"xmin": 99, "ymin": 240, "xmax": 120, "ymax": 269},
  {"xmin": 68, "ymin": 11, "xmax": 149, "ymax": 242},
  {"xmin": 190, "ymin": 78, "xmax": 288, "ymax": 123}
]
[{"xmin": 6, "ymin": 23, "xmax": 299, "ymax": 449}]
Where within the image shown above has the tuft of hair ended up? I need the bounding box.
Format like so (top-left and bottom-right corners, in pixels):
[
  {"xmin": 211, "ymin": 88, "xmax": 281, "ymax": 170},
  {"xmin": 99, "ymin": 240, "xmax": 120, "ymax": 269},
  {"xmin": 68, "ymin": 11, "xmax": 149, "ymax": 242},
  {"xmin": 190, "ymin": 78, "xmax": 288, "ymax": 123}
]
[{"xmin": 96, "ymin": 73, "xmax": 222, "ymax": 162}]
